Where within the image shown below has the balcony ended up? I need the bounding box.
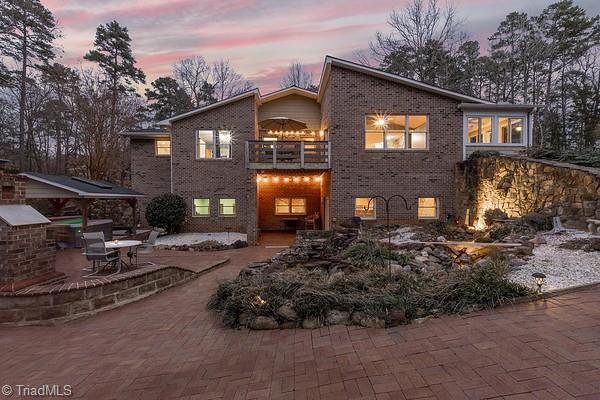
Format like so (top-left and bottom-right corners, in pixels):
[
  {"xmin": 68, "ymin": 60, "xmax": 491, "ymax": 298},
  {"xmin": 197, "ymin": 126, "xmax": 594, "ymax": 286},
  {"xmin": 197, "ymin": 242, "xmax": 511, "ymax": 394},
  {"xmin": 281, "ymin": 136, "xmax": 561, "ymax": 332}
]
[{"xmin": 246, "ymin": 140, "xmax": 330, "ymax": 170}]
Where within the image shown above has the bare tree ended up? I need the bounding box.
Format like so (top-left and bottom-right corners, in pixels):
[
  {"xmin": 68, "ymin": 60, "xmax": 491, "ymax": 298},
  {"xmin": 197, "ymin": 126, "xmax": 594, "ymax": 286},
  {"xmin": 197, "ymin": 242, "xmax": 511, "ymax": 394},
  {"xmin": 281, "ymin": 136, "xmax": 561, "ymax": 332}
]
[
  {"xmin": 370, "ymin": 0, "xmax": 463, "ymax": 84},
  {"xmin": 173, "ymin": 56, "xmax": 212, "ymax": 107},
  {"xmin": 280, "ymin": 61, "xmax": 317, "ymax": 90},
  {"xmin": 211, "ymin": 59, "xmax": 253, "ymax": 101}
]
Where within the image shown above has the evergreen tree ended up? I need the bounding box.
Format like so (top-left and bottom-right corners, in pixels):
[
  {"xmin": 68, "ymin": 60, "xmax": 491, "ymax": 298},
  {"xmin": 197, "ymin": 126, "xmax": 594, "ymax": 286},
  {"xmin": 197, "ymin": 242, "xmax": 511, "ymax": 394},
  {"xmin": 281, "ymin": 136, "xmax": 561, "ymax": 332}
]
[
  {"xmin": 0, "ymin": 0, "xmax": 58, "ymax": 168},
  {"xmin": 84, "ymin": 20, "xmax": 145, "ymax": 137},
  {"xmin": 145, "ymin": 77, "xmax": 193, "ymax": 121}
]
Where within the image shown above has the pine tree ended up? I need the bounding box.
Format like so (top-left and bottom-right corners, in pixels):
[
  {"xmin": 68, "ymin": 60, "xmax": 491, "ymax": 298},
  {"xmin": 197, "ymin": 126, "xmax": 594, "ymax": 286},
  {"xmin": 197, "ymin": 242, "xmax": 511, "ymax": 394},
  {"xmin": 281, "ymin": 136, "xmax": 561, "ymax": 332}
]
[
  {"xmin": 145, "ymin": 77, "xmax": 193, "ymax": 121},
  {"xmin": 84, "ymin": 20, "xmax": 145, "ymax": 137},
  {"xmin": 0, "ymin": 0, "xmax": 58, "ymax": 168}
]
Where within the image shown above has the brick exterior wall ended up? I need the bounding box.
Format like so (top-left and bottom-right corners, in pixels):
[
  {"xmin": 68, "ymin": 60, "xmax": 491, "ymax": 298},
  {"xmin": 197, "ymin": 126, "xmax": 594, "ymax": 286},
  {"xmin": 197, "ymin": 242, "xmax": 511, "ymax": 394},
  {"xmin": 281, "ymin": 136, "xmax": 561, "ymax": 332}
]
[
  {"xmin": 258, "ymin": 173, "xmax": 322, "ymax": 231},
  {"xmin": 170, "ymin": 95, "xmax": 258, "ymax": 243},
  {"xmin": 0, "ymin": 170, "xmax": 57, "ymax": 287},
  {"xmin": 325, "ymin": 66, "xmax": 463, "ymax": 225},
  {"xmin": 130, "ymin": 139, "xmax": 171, "ymax": 226}
]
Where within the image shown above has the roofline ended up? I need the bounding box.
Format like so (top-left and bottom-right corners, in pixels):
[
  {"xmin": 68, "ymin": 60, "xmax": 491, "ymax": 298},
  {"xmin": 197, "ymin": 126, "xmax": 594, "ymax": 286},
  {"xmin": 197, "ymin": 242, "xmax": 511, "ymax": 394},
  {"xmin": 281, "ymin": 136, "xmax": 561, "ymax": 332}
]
[
  {"xmin": 20, "ymin": 173, "xmax": 145, "ymax": 198},
  {"xmin": 458, "ymin": 103, "xmax": 539, "ymax": 111},
  {"xmin": 158, "ymin": 89, "xmax": 260, "ymax": 126},
  {"xmin": 317, "ymin": 56, "xmax": 494, "ymax": 105},
  {"xmin": 120, "ymin": 131, "xmax": 171, "ymax": 139},
  {"xmin": 261, "ymin": 86, "xmax": 317, "ymax": 103}
]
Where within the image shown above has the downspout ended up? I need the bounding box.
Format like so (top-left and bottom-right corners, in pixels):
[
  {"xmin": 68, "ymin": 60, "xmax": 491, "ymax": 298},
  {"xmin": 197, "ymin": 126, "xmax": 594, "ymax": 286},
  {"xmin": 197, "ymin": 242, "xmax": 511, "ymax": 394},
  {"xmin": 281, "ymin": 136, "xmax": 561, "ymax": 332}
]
[{"xmin": 170, "ymin": 127, "xmax": 173, "ymax": 193}]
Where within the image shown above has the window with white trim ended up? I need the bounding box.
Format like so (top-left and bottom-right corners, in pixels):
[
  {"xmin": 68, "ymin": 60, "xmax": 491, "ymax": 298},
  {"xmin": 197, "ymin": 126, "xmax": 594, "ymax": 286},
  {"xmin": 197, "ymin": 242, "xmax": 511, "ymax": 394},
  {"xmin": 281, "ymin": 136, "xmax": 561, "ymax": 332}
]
[
  {"xmin": 467, "ymin": 117, "xmax": 492, "ymax": 144},
  {"xmin": 197, "ymin": 130, "xmax": 232, "ymax": 159},
  {"xmin": 355, "ymin": 197, "xmax": 376, "ymax": 219},
  {"xmin": 219, "ymin": 198, "xmax": 236, "ymax": 216},
  {"xmin": 498, "ymin": 117, "xmax": 523, "ymax": 144},
  {"xmin": 418, "ymin": 198, "xmax": 438, "ymax": 219},
  {"xmin": 365, "ymin": 114, "xmax": 428, "ymax": 150},
  {"xmin": 193, "ymin": 198, "xmax": 210, "ymax": 217},
  {"xmin": 155, "ymin": 139, "xmax": 171, "ymax": 156},
  {"xmin": 275, "ymin": 198, "xmax": 306, "ymax": 215}
]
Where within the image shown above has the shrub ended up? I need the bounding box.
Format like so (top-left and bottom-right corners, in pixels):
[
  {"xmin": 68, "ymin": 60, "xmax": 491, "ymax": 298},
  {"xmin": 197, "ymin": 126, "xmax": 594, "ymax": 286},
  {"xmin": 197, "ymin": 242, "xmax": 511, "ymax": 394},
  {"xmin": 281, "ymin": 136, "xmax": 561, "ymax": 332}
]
[
  {"xmin": 467, "ymin": 150, "xmax": 500, "ymax": 161},
  {"xmin": 483, "ymin": 208, "xmax": 508, "ymax": 226},
  {"xmin": 344, "ymin": 239, "xmax": 400, "ymax": 268},
  {"xmin": 145, "ymin": 193, "xmax": 187, "ymax": 233}
]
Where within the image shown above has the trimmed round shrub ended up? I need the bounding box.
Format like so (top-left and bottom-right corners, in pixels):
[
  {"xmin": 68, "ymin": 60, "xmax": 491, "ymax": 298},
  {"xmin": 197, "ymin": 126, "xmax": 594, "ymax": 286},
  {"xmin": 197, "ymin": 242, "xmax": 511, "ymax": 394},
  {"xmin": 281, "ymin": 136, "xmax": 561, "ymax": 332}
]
[{"xmin": 145, "ymin": 193, "xmax": 187, "ymax": 233}]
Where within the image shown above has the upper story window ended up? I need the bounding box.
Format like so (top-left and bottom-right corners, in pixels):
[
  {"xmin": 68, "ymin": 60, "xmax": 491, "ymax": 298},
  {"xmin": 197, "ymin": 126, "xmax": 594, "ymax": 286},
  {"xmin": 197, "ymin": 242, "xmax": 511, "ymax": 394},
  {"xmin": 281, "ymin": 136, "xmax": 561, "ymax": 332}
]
[
  {"xmin": 197, "ymin": 130, "xmax": 232, "ymax": 159},
  {"xmin": 499, "ymin": 117, "xmax": 523, "ymax": 144},
  {"xmin": 155, "ymin": 139, "xmax": 171, "ymax": 156},
  {"xmin": 467, "ymin": 117, "xmax": 492, "ymax": 144},
  {"xmin": 465, "ymin": 115, "xmax": 525, "ymax": 145},
  {"xmin": 365, "ymin": 114, "xmax": 428, "ymax": 150}
]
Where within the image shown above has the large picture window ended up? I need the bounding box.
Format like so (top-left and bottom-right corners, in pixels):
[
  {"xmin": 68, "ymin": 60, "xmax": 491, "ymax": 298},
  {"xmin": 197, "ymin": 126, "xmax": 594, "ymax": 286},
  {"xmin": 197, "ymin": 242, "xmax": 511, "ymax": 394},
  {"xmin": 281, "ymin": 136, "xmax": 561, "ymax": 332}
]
[
  {"xmin": 365, "ymin": 114, "xmax": 427, "ymax": 150},
  {"xmin": 467, "ymin": 117, "xmax": 492, "ymax": 144},
  {"xmin": 355, "ymin": 197, "xmax": 376, "ymax": 220},
  {"xmin": 275, "ymin": 198, "xmax": 306, "ymax": 215},
  {"xmin": 197, "ymin": 130, "xmax": 232, "ymax": 159}
]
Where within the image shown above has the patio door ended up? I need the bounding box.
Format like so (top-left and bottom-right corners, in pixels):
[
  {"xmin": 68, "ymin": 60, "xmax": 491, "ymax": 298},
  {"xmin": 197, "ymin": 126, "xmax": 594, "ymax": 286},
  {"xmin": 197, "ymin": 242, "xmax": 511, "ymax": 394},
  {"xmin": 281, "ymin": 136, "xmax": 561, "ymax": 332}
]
[{"xmin": 323, "ymin": 197, "xmax": 330, "ymax": 230}]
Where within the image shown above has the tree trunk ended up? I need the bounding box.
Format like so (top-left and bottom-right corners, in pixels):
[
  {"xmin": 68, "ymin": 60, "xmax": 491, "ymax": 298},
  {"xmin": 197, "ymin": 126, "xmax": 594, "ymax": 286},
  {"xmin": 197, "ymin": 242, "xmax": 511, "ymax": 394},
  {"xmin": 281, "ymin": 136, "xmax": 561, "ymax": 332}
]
[{"xmin": 19, "ymin": 24, "xmax": 27, "ymax": 170}]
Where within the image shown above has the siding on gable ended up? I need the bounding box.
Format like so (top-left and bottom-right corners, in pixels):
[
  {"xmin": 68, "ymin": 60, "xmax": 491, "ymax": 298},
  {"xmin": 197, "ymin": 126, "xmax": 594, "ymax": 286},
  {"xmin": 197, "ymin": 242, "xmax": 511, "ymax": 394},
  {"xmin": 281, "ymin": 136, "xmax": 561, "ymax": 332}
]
[{"xmin": 258, "ymin": 94, "xmax": 321, "ymax": 131}]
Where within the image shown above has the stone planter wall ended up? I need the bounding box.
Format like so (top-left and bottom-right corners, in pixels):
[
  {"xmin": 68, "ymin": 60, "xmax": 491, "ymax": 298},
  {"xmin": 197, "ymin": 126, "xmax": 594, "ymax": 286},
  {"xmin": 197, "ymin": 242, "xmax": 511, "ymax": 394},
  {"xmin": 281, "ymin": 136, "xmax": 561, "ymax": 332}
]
[
  {"xmin": 456, "ymin": 156, "xmax": 600, "ymax": 230},
  {"xmin": 0, "ymin": 265, "xmax": 195, "ymax": 325}
]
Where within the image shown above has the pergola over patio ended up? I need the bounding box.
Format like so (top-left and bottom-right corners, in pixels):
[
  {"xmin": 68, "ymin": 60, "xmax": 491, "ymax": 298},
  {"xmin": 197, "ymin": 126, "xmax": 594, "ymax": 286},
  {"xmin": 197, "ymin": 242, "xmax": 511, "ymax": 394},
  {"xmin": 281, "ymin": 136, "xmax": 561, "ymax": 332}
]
[{"xmin": 19, "ymin": 172, "xmax": 145, "ymax": 231}]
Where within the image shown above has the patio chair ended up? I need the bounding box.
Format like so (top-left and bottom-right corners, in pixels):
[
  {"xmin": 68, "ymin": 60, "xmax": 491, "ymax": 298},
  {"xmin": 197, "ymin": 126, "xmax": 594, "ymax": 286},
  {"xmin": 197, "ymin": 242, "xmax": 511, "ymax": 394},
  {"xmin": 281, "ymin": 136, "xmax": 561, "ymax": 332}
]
[
  {"xmin": 82, "ymin": 231, "xmax": 105, "ymax": 241},
  {"xmin": 304, "ymin": 213, "xmax": 320, "ymax": 230},
  {"xmin": 135, "ymin": 230, "xmax": 160, "ymax": 267},
  {"xmin": 82, "ymin": 237, "xmax": 120, "ymax": 278}
]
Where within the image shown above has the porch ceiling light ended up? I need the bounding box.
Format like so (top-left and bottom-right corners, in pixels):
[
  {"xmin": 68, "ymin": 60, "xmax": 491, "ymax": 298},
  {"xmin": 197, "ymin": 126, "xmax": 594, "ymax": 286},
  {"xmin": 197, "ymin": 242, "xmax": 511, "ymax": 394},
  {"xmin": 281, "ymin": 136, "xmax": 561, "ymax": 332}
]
[
  {"xmin": 532, "ymin": 272, "xmax": 546, "ymax": 294},
  {"xmin": 283, "ymin": 177, "xmax": 290, "ymax": 183}
]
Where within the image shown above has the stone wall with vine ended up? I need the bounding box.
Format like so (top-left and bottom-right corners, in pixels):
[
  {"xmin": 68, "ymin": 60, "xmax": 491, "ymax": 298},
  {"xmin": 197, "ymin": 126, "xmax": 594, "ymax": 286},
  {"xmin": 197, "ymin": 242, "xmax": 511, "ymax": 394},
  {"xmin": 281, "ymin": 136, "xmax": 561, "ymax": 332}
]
[{"xmin": 455, "ymin": 156, "xmax": 600, "ymax": 230}]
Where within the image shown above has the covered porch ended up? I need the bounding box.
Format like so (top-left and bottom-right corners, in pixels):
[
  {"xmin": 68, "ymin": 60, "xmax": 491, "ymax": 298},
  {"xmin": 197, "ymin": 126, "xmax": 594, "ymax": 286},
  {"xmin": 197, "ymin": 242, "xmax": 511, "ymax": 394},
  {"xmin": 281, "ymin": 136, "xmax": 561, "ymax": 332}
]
[
  {"xmin": 256, "ymin": 171, "xmax": 330, "ymax": 233},
  {"xmin": 19, "ymin": 172, "xmax": 145, "ymax": 246}
]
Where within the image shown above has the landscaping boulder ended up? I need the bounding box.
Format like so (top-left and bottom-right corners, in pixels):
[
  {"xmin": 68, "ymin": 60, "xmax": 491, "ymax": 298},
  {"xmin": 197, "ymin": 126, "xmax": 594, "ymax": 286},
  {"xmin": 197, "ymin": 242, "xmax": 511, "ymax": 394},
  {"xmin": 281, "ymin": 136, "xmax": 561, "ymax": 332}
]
[
  {"xmin": 277, "ymin": 304, "xmax": 298, "ymax": 321},
  {"xmin": 250, "ymin": 316, "xmax": 279, "ymax": 330},
  {"xmin": 302, "ymin": 317, "xmax": 321, "ymax": 329},
  {"xmin": 326, "ymin": 310, "xmax": 350, "ymax": 325},
  {"xmin": 351, "ymin": 311, "xmax": 386, "ymax": 328}
]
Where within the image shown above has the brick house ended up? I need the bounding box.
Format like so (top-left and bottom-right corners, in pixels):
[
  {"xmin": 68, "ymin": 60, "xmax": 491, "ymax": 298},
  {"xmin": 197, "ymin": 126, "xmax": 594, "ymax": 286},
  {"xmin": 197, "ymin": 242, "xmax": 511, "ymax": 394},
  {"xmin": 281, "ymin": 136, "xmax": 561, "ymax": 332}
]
[{"xmin": 124, "ymin": 56, "xmax": 536, "ymax": 244}]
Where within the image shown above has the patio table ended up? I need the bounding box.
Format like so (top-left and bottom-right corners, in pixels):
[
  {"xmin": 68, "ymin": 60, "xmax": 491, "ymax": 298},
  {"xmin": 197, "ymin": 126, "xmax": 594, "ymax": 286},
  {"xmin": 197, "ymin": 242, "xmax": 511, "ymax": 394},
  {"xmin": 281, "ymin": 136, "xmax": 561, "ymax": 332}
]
[{"xmin": 105, "ymin": 240, "xmax": 142, "ymax": 273}]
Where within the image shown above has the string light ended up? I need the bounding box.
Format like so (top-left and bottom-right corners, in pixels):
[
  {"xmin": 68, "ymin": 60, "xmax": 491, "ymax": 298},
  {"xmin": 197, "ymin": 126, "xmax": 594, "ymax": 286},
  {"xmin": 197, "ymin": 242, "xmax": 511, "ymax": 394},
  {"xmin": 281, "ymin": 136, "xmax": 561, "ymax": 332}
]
[{"xmin": 256, "ymin": 175, "xmax": 324, "ymax": 184}]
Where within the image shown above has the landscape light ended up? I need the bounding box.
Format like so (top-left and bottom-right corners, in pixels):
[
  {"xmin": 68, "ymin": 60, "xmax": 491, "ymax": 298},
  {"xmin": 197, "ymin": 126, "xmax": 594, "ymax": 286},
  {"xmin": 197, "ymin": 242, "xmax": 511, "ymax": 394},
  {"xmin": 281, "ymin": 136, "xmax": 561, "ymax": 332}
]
[{"xmin": 532, "ymin": 272, "xmax": 546, "ymax": 294}]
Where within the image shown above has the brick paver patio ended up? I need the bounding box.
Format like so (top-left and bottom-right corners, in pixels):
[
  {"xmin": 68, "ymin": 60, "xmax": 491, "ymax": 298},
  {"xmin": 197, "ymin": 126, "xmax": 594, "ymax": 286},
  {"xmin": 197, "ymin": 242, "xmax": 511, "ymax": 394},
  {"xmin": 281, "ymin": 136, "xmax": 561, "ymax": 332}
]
[{"xmin": 1, "ymin": 241, "xmax": 600, "ymax": 399}]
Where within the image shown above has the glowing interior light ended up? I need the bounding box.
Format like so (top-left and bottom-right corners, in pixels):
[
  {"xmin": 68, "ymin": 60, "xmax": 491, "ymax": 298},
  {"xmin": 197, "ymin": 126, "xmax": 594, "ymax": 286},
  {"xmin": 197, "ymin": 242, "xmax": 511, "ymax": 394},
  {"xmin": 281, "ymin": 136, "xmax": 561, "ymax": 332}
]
[
  {"xmin": 375, "ymin": 118, "xmax": 387, "ymax": 127},
  {"xmin": 283, "ymin": 177, "xmax": 290, "ymax": 183},
  {"xmin": 272, "ymin": 177, "xmax": 279, "ymax": 183},
  {"xmin": 293, "ymin": 177, "xmax": 300, "ymax": 182},
  {"xmin": 314, "ymin": 176, "xmax": 322, "ymax": 182},
  {"xmin": 303, "ymin": 177, "xmax": 310, "ymax": 182}
]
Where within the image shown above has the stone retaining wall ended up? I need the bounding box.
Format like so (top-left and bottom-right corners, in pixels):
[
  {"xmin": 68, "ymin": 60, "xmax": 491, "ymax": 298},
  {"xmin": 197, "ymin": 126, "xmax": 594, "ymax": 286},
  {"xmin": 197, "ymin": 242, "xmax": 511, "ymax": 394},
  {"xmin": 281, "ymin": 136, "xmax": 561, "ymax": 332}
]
[
  {"xmin": 456, "ymin": 156, "xmax": 600, "ymax": 230},
  {"xmin": 0, "ymin": 265, "xmax": 195, "ymax": 325}
]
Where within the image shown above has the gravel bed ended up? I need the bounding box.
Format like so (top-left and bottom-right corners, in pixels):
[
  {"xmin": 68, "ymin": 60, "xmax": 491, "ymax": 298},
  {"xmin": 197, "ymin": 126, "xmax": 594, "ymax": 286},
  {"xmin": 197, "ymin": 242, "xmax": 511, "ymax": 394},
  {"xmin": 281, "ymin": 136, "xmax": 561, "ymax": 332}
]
[
  {"xmin": 510, "ymin": 231, "xmax": 600, "ymax": 291},
  {"xmin": 156, "ymin": 232, "xmax": 247, "ymax": 246}
]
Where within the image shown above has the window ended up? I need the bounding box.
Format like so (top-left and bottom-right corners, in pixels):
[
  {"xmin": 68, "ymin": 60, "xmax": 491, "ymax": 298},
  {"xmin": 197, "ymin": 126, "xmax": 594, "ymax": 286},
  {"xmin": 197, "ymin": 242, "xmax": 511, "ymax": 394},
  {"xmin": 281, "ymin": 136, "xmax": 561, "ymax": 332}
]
[
  {"xmin": 498, "ymin": 117, "xmax": 523, "ymax": 144},
  {"xmin": 219, "ymin": 198, "xmax": 236, "ymax": 216},
  {"xmin": 418, "ymin": 198, "xmax": 438, "ymax": 219},
  {"xmin": 355, "ymin": 197, "xmax": 376, "ymax": 220},
  {"xmin": 365, "ymin": 114, "xmax": 427, "ymax": 150},
  {"xmin": 193, "ymin": 198, "xmax": 210, "ymax": 217},
  {"xmin": 155, "ymin": 139, "xmax": 171, "ymax": 156},
  {"xmin": 467, "ymin": 117, "xmax": 492, "ymax": 144},
  {"xmin": 197, "ymin": 130, "xmax": 232, "ymax": 159},
  {"xmin": 275, "ymin": 198, "xmax": 306, "ymax": 215}
]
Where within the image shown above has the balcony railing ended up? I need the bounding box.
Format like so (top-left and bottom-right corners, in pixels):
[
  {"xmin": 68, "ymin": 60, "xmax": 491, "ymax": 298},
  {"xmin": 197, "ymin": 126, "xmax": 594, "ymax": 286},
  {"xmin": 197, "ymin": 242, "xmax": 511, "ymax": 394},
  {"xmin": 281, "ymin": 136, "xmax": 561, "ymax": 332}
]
[{"xmin": 246, "ymin": 140, "xmax": 330, "ymax": 169}]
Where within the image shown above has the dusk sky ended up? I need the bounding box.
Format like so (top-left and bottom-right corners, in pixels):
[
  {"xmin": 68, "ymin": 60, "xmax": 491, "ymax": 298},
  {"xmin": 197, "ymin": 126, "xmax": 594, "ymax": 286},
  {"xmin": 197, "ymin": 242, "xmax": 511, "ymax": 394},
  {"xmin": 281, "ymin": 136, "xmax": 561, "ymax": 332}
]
[{"xmin": 42, "ymin": 0, "xmax": 600, "ymax": 93}]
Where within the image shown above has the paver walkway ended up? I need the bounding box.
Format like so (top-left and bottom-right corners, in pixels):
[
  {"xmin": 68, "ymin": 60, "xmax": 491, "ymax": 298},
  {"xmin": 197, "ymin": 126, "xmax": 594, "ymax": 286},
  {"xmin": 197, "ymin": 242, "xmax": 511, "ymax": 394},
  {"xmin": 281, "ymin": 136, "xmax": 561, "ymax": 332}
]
[{"xmin": 1, "ymin": 242, "xmax": 600, "ymax": 400}]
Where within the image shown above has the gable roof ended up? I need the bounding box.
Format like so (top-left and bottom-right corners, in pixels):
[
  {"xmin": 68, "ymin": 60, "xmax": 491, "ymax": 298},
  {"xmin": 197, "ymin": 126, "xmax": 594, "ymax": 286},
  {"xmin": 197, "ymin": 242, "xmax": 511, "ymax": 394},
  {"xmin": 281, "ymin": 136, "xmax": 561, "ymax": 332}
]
[
  {"xmin": 157, "ymin": 89, "xmax": 260, "ymax": 126},
  {"xmin": 317, "ymin": 56, "xmax": 493, "ymax": 104},
  {"xmin": 261, "ymin": 86, "xmax": 317, "ymax": 103},
  {"xmin": 20, "ymin": 172, "xmax": 145, "ymax": 199}
]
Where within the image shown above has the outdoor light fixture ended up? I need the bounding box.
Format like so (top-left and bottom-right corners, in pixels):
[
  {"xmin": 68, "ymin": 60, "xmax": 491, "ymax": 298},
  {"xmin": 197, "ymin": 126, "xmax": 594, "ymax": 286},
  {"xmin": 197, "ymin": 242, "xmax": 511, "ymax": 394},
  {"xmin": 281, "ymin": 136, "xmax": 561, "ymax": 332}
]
[
  {"xmin": 303, "ymin": 177, "xmax": 310, "ymax": 182},
  {"xmin": 532, "ymin": 272, "xmax": 546, "ymax": 294},
  {"xmin": 283, "ymin": 177, "xmax": 290, "ymax": 183}
]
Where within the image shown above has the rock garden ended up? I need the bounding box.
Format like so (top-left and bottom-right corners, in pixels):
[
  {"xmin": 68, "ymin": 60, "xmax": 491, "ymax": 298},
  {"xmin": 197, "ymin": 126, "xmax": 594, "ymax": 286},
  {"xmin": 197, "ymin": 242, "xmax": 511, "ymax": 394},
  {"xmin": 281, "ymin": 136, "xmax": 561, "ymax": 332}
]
[{"xmin": 208, "ymin": 212, "xmax": 591, "ymax": 330}]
